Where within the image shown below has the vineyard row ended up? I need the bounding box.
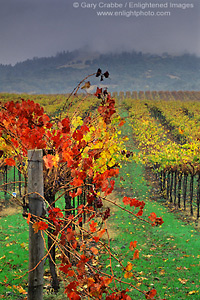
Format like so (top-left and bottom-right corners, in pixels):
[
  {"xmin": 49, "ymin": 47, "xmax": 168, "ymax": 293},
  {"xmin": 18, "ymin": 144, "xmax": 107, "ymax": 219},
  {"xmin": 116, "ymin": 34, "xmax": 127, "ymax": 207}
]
[{"xmin": 121, "ymin": 97, "xmax": 200, "ymax": 219}]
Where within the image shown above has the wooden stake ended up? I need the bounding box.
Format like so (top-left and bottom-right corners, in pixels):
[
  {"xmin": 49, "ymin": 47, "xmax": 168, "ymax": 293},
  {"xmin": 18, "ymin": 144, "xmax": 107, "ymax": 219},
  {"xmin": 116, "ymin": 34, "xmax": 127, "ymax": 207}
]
[{"xmin": 28, "ymin": 149, "xmax": 44, "ymax": 300}]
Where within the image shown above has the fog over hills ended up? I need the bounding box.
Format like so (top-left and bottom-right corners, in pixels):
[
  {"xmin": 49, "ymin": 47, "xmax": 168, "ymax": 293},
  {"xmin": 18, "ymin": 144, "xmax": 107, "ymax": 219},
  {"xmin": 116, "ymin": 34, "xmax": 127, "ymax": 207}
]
[{"xmin": 0, "ymin": 49, "xmax": 199, "ymax": 94}]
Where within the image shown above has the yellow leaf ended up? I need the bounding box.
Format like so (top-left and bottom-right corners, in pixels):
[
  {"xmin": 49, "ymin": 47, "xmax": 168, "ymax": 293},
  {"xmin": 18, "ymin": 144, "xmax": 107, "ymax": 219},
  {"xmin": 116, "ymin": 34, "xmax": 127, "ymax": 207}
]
[
  {"xmin": 124, "ymin": 271, "xmax": 133, "ymax": 279},
  {"xmin": 125, "ymin": 262, "xmax": 133, "ymax": 272},
  {"xmin": 188, "ymin": 290, "xmax": 198, "ymax": 295},
  {"xmin": 178, "ymin": 278, "xmax": 188, "ymax": 284},
  {"xmin": 17, "ymin": 286, "xmax": 27, "ymax": 294}
]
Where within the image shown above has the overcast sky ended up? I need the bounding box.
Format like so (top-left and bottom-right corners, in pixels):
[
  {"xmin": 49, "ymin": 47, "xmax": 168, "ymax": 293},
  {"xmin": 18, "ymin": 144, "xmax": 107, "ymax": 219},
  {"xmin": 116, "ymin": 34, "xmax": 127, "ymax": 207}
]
[{"xmin": 0, "ymin": 0, "xmax": 199, "ymax": 65}]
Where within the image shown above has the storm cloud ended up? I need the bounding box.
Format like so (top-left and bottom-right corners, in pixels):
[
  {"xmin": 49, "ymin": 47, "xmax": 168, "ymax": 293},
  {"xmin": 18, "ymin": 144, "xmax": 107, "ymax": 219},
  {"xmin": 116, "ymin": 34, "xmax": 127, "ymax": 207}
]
[{"xmin": 0, "ymin": 0, "xmax": 199, "ymax": 65}]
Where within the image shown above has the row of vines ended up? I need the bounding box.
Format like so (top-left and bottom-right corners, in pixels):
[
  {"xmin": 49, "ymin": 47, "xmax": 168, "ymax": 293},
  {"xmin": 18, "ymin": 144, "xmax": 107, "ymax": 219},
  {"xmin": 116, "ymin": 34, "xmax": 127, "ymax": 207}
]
[{"xmin": 121, "ymin": 97, "xmax": 200, "ymax": 219}]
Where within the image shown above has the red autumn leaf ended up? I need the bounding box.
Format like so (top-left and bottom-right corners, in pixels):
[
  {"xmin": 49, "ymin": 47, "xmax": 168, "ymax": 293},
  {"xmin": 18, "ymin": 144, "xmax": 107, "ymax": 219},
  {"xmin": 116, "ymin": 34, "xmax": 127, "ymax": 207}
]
[
  {"xmin": 89, "ymin": 220, "xmax": 97, "ymax": 233},
  {"xmin": 32, "ymin": 221, "xmax": 48, "ymax": 233},
  {"xmin": 93, "ymin": 236, "xmax": 99, "ymax": 242},
  {"xmin": 72, "ymin": 240, "xmax": 78, "ymax": 250},
  {"xmin": 136, "ymin": 209, "xmax": 143, "ymax": 216},
  {"xmin": 60, "ymin": 232, "xmax": 66, "ymax": 246},
  {"xmin": 94, "ymin": 87, "xmax": 102, "ymax": 97},
  {"xmin": 70, "ymin": 177, "xmax": 84, "ymax": 187},
  {"xmin": 72, "ymin": 129, "xmax": 83, "ymax": 141},
  {"xmin": 148, "ymin": 212, "xmax": 164, "ymax": 226},
  {"xmin": 129, "ymin": 241, "xmax": 137, "ymax": 250},
  {"xmin": 118, "ymin": 120, "xmax": 126, "ymax": 127},
  {"xmin": 148, "ymin": 212, "xmax": 157, "ymax": 222},
  {"xmin": 4, "ymin": 157, "xmax": 16, "ymax": 166},
  {"xmin": 69, "ymin": 188, "xmax": 82, "ymax": 198},
  {"xmin": 70, "ymin": 178, "xmax": 83, "ymax": 186},
  {"xmin": 59, "ymin": 263, "xmax": 72, "ymax": 274},
  {"xmin": 43, "ymin": 154, "xmax": 54, "ymax": 169},
  {"xmin": 145, "ymin": 289, "xmax": 157, "ymax": 299},
  {"xmin": 133, "ymin": 249, "xmax": 139, "ymax": 260},
  {"xmin": 140, "ymin": 201, "xmax": 145, "ymax": 209},
  {"xmin": 61, "ymin": 117, "xmax": 70, "ymax": 133},
  {"xmin": 129, "ymin": 198, "xmax": 137, "ymax": 207},
  {"xmin": 66, "ymin": 227, "xmax": 75, "ymax": 242},
  {"xmin": 104, "ymin": 179, "xmax": 115, "ymax": 196},
  {"xmin": 48, "ymin": 207, "xmax": 63, "ymax": 220},
  {"xmin": 155, "ymin": 217, "xmax": 164, "ymax": 226},
  {"xmin": 123, "ymin": 196, "xmax": 131, "ymax": 205},
  {"xmin": 68, "ymin": 291, "xmax": 81, "ymax": 300},
  {"xmin": 11, "ymin": 138, "xmax": 19, "ymax": 148},
  {"xmin": 131, "ymin": 198, "xmax": 142, "ymax": 208},
  {"xmin": 64, "ymin": 281, "xmax": 79, "ymax": 295}
]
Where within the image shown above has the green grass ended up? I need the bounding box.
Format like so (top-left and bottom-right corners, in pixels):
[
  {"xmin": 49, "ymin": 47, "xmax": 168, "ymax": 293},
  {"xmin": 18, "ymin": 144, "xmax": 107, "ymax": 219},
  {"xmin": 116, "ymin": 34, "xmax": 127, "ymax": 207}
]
[
  {"xmin": 0, "ymin": 212, "xmax": 29, "ymax": 299},
  {"xmin": 104, "ymin": 117, "xmax": 200, "ymax": 299}
]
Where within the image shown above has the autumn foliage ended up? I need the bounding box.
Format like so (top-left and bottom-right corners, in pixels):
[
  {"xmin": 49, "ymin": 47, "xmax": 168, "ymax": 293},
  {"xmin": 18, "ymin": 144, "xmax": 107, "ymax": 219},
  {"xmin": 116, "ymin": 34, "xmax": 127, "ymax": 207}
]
[{"xmin": 0, "ymin": 70, "xmax": 164, "ymax": 299}]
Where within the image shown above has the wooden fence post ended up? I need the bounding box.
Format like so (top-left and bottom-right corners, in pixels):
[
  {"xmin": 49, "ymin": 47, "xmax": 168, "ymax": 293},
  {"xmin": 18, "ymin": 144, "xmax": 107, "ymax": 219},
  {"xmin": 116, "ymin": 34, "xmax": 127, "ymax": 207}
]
[{"xmin": 28, "ymin": 149, "xmax": 44, "ymax": 300}]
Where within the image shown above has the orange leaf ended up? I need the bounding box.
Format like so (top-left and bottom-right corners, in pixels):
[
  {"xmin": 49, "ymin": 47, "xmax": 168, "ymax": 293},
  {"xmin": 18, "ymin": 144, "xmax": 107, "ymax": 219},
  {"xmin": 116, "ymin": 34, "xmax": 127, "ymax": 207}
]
[
  {"xmin": 179, "ymin": 128, "xmax": 184, "ymax": 134},
  {"xmin": 90, "ymin": 247, "xmax": 98, "ymax": 255},
  {"xmin": 43, "ymin": 154, "xmax": 54, "ymax": 169},
  {"xmin": 133, "ymin": 249, "xmax": 139, "ymax": 260},
  {"xmin": 129, "ymin": 241, "xmax": 137, "ymax": 250},
  {"xmin": 103, "ymin": 276, "xmax": 113, "ymax": 286},
  {"xmin": 88, "ymin": 277, "xmax": 95, "ymax": 287},
  {"xmin": 98, "ymin": 228, "xmax": 106, "ymax": 239},
  {"xmin": 32, "ymin": 222, "xmax": 40, "ymax": 234},
  {"xmin": 27, "ymin": 213, "xmax": 31, "ymax": 224},
  {"xmin": 89, "ymin": 220, "xmax": 97, "ymax": 233}
]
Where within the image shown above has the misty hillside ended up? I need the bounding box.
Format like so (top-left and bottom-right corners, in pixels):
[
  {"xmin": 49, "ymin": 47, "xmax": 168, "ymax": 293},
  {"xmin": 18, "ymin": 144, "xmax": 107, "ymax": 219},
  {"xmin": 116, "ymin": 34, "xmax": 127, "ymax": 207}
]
[{"xmin": 0, "ymin": 50, "xmax": 199, "ymax": 94}]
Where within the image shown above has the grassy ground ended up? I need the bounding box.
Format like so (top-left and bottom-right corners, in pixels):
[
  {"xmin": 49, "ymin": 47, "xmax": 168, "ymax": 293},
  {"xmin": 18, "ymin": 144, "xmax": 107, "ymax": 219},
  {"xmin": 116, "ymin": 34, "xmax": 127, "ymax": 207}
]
[
  {"xmin": 0, "ymin": 211, "xmax": 29, "ymax": 299},
  {"xmin": 104, "ymin": 117, "xmax": 200, "ymax": 299}
]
